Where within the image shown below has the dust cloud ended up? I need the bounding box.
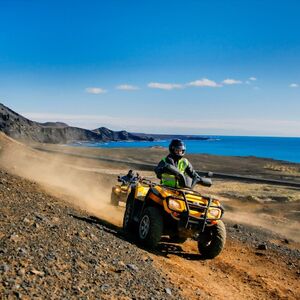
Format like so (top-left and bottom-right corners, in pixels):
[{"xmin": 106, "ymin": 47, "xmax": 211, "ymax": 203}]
[
  {"xmin": 0, "ymin": 136, "xmax": 124, "ymax": 226},
  {"xmin": 225, "ymin": 210, "xmax": 300, "ymax": 243}
]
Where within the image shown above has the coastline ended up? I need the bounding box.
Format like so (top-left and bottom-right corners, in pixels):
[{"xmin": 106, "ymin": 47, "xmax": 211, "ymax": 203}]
[{"xmin": 68, "ymin": 135, "xmax": 300, "ymax": 164}]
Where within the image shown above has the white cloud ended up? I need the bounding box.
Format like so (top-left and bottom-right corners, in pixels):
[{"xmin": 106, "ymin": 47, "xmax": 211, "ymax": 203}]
[
  {"xmin": 249, "ymin": 77, "xmax": 257, "ymax": 81},
  {"xmin": 222, "ymin": 78, "xmax": 242, "ymax": 85},
  {"xmin": 147, "ymin": 82, "xmax": 183, "ymax": 90},
  {"xmin": 85, "ymin": 87, "xmax": 107, "ymax": 94},
  {"xmin": 187, "ymin": 78, "xmax": 222, "ymax": 88},
  {"xmin": 289, "ymin": 83, "xmax": 299, "ymax": 88},
  {"xmin": 116, "ymin": 84, "xmax": 139, "ymax": 91}
]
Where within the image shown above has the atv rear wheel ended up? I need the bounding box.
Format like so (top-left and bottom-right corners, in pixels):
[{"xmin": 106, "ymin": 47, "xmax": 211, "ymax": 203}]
[
  {"xmin": 122, "ymin": 195, "xmax": 135, "ymax": 235},
  {"xmin": 138, "ymin": 207, "xmax": 163, "ymax": 248},
  {"xmin": 197, "ymin": 220, "xmax": 226, "ymax": 259}
]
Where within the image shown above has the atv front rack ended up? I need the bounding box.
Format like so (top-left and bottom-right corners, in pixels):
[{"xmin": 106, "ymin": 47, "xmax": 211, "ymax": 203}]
[
  {"xmin": 160, "ymin": 184, "xmax": 224, "ymax": 232},
  {"xmin": 139, "ymin": 178, "xmax": 224, "ymax": 232}
]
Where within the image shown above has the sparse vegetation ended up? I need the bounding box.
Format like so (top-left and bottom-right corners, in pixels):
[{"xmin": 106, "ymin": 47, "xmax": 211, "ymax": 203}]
[{"xmin": 264, "ymin": 163, "xmax": 300, "ymax": 174}]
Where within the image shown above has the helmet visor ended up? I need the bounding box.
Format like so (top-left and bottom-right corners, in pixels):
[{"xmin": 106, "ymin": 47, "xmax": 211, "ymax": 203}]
[{"xmin": 173, "ymin": 145, "xmax": 185, "ymax": 155}]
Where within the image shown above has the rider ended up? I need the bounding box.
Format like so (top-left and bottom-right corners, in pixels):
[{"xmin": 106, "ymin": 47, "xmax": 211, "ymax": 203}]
[
  {"xmin": 154, "ymin": 139, "xmax": 199, "ymax": 188},
  {"xmin": 119, "ymin": 169, "xmax": 135, "ymax": 183}
]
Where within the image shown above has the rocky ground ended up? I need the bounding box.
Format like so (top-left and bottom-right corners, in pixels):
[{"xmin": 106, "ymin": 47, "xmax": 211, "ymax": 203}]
[{"xmin": 0, "ymin": 169, "xmax": 184, "ymax": 299}]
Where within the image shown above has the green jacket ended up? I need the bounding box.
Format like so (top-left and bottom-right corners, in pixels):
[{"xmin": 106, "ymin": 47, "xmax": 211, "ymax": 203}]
[{"xmin": 154, "ymin": 154, "xmax": 197, "ymax": 188}]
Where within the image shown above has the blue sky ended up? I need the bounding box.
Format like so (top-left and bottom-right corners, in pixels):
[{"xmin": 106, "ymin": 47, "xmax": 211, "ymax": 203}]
[{"xmin": 0, "ymin": 0, "xmax": 299, "ymax": 136}]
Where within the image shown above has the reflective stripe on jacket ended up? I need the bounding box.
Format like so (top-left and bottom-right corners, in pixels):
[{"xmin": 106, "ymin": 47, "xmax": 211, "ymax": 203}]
[{"xmin": 161, "ymin": 157, "xmax": 188, "ymax": 187}]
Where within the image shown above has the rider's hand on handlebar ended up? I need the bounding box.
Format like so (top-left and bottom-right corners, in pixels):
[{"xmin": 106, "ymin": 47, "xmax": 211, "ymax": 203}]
[{"xmin": 176, "ymin": 173, "xmax": 186, "ymax": 187}]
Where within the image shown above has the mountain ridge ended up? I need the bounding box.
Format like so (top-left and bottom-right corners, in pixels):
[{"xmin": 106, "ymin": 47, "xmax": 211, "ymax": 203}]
[
  {"xmin": 0, "ymin": 103, "xmax": 208, "ymax": 144},
  {"xmin": 0, "ymin": 103, "xmax": 154, "ymax": 144}
]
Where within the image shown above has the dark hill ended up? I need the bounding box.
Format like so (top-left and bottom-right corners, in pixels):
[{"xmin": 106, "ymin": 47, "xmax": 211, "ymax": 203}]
[
  {"xmin": 92, "ymin": 127, "xmax": 154, "ymax": 141},
  {"xmin": 131, "ymin": 132, "xmax": 210, "ymax": 141},
  {"xmin": 0, "ymin": 103, "xmax": 210, "ymax": 144},
  {"xmin": 0, "ymin": 103, "xmax": 152, "ymax": 144}
]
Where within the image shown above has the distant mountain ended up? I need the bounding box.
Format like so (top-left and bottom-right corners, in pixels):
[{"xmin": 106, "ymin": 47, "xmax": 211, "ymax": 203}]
[
  {"xmin": 0, "ymin": 103, "xmax": 210, "ymax": 144},
  {"xmin": 92, "ymin": 127, "xmax": 154, "ymax": 141},
  {"xmin": 131, "ymin": 132, "xmax": 209, "ymax": 141},
  {"xmin": 0, "ymin": 103, "xmax": 152, "ymax": 144}
]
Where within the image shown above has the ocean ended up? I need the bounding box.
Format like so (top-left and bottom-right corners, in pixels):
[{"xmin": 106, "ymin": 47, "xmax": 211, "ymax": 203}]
[{"xmin": 72, "ymin": 136, "xmax": 300, "ymax": 163}]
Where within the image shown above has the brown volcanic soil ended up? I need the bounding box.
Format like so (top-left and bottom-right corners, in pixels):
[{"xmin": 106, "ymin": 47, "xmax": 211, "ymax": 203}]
[{"xmin": 1, "ymin": 133, "xmax": 300, "ymax": 299}]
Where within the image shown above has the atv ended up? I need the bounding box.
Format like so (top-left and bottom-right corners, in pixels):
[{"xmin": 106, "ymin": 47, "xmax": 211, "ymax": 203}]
[
  {"xmin": 122, "ymin": 172, "xmax": 226, "ymax": 259},
  {"xmin": 110, "ymin": 170, "xmax": 140, "ymax": 206}
]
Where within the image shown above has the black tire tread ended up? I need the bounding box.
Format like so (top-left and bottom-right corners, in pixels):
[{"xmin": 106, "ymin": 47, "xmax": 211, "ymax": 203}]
[
  {"xmin": 198, "ymin": 220, "xmax": 226, "ymax": 259},
  {"xmin": 122, "ymin": 194, "xmax": 135, "ymax": 235},
  {"xmin": 139, "ymin": 207, "xmax": 163, "ymax": 248}
]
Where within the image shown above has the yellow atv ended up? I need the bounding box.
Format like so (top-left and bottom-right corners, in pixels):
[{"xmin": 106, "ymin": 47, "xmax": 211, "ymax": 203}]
[
  {"xmin": 123, "ymin": 173, "xmax": 226, "ymax": 259},
  {"xmin": 110, "ymin": 171, "xmax": 140, "ymax": 206}
]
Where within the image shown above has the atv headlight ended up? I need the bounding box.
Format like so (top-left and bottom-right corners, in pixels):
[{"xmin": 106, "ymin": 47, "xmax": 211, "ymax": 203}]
[
  {"xmin": 208, "ymin": 208, "xmax": 221, "ymax": 218},
  {"xmin": 168, "ymin": 199, "xmax": 184, "ymax": 212},
  {"xmin": 114, "ymin": 187, "xmax": 121, "ymax": 193}
]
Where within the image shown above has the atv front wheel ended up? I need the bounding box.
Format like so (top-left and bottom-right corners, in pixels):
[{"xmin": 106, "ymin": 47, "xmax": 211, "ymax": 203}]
[
  {"xmin": 197, "ymin": 220, "xmax": 226, "ymax": 259},
  {"xmin": 138, "ymin": 207, "xmax": 163, "ymax": 248}
]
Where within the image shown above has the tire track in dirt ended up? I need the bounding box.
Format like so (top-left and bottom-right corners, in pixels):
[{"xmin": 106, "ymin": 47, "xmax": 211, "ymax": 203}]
[{"xmin": 150, "ymin": 239, "xmax": 299, "ymax": 300}]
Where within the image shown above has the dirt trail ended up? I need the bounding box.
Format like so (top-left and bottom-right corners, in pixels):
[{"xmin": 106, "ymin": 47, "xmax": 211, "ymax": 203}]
[{"xmin": 150, "ymin": 237, "xmax": 299, "ymax": 299}]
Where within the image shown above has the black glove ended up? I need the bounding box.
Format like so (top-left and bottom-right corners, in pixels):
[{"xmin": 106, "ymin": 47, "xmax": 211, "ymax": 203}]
[
  {"xmin": 200, "ymin": 177, "xmax": 212, "ymax": 187},
  {"xmin": 176, "ymin": 173, "xmax": 187, "ymax": 187}
]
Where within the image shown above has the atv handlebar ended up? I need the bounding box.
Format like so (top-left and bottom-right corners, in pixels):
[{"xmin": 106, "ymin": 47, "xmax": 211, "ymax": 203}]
[
  {"xmin": 197, "ymin": 176, "xmax": 212, "ymax": 187},
  {"xmin": 117, "ymin": 170, "xmax": 213, "ymax": 189}
]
